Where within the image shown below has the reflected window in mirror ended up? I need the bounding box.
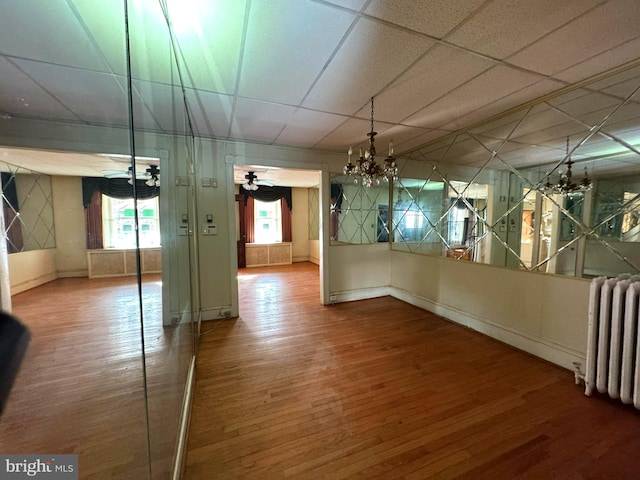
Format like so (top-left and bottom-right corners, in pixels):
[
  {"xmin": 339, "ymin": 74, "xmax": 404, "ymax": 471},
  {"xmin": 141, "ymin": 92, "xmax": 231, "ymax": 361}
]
[{"xmin": 102, "ymin": 196, "xmax": 161, "ymax": 249}]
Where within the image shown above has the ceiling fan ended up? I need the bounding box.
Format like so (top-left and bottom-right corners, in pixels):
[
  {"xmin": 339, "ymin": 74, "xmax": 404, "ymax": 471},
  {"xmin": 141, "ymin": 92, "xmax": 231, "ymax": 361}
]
[
  {"xmin": 242, "ymin": 171, "xmax": 273, "ymax": 190},
  {"xmin": 102, "ymin": 165, "xmax": 160, "ymax": 187}
]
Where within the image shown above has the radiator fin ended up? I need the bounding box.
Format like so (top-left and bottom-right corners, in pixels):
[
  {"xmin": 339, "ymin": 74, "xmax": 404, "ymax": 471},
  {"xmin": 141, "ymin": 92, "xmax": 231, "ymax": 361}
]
[{"xmin": 586, "ymin": 276, "xmax": 640, "ymax": 410}]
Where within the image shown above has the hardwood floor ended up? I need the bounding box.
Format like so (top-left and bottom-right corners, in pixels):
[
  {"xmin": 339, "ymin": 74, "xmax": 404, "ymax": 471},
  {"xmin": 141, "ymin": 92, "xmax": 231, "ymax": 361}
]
[
  {"xmin": 185, "ymin": 262, "xmax": 640, "ymax": 479},
  {"xmin": 0, "ymin": 275, "xmax": 192, "ymax": 479}
]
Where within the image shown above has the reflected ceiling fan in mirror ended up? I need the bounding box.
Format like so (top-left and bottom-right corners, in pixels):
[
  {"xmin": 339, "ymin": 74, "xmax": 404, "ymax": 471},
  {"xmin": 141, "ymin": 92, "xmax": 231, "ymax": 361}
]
[
  {"xmin": 127, "ymin": 165, "xmax": 160, "ymax": 187},
  {"xmin": 242, "ymin": 171, "xmax": 273, "ymax": 191},
  {"xmin": 101, "ymin": 165, "xmax": 160, "ymax": 187}
]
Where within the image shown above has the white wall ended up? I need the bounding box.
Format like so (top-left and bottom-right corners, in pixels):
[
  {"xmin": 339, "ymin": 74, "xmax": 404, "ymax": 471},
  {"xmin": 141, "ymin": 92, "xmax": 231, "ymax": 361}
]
[
  {"xmin": 52, "ymin": 176, "xmax": 87, "ymax": 277},
  {"xmin": 389, "ymin": 250, "xmax": 590, "ymax": 369},
  {"xmin": 292, "ymin": 187, "xmax": 310, "ymax": 262},
  {"xmin": 309, "ymin": 240, "xmax": 320, "ymax": 265},
  {"xmin": 8, "ymin": 249, "xmax": 57, "ymax": 295},
  {"xmin": 329, "ymin": 243, "xmax": 391, "ymax": 301}
]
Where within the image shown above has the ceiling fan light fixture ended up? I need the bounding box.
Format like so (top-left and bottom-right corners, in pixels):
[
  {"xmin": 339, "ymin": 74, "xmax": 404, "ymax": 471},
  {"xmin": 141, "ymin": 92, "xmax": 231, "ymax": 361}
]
[
  {"xmin": 243, "ymin": 171, "xmax": 260, "ymax": 191},
  {"xmin": 145, "ymin": 165, "xmax": 160, "ymax": 187}
]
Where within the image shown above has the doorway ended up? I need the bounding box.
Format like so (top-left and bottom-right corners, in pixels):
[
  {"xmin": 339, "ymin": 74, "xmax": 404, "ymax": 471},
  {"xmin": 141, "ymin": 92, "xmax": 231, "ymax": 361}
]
[{"xmin": 232, "ymin": 164, "xmax": 325, "ymax": 310}]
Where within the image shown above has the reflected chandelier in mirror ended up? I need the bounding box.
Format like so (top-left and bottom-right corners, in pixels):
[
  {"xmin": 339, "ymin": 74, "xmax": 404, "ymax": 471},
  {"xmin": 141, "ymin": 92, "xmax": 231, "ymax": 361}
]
[{"xmin": 333, "ymin": 62, "xmax": 640, "ymax": 279}]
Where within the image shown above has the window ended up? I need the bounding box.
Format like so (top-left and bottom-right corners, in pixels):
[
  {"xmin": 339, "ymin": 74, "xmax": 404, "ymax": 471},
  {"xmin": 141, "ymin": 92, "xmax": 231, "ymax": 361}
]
[
  {"xmin": 102, "ymin": 195, "xmax": 160, "ymax": 248},
  {"xmin": 253, "ymin": 199, "xmax": 282, "ymax": 244}
]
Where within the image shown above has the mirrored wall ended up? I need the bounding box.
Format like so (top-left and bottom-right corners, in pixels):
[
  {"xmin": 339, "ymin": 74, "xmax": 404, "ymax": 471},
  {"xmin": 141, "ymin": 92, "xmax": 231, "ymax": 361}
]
[
  {"xmin": 1, "ymin": 165, "xmax": 55, "ymax": 253},
  {"xmin": 331, "ymin": 62, "xmax": 640, "ymax": 278},
  {"xmin": 0, "ymin": 1, "xmax": 199, "ymax": 479}
]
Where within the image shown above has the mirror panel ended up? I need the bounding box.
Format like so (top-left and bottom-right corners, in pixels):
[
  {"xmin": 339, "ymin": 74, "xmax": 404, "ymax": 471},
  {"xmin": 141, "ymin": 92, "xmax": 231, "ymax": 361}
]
[
  {"xmin": 2, "ymin": 163, "xmax": 55, "ymax": 253},
  {"xmin": 330, "ymin": 175, "xmax": 389, "ymax": 244},
  {"xmin": 393, "ymin": 64, "xmax": 640, "ymax": 277}
]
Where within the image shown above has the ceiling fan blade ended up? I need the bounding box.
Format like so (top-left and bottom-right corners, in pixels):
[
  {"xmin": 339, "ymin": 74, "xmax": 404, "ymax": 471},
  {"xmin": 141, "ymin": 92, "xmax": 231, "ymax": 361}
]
[{"xmin": 255, "ymin": 179, "xmax": 274, "ymax": 187}]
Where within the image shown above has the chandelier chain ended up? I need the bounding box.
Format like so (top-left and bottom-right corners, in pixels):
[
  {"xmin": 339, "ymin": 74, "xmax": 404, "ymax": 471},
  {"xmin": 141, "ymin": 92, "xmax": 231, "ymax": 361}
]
[{"xmin": 370, "ymin": 97, "xmax": 374, "ymax": 134}]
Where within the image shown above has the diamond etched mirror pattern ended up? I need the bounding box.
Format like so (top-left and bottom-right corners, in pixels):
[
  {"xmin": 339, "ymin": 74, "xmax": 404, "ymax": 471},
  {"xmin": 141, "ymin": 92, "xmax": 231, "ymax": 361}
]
[
  {"xmin": 378, "ymin": 64, "xmax": 640, "ymax": 278},
  {"xmin": 2, "ymin": 162, "xmax": 55, "ymax": 253},
  {"xmin": 330, "ymin": 176, "xmax": 389, "ymax": 244}
]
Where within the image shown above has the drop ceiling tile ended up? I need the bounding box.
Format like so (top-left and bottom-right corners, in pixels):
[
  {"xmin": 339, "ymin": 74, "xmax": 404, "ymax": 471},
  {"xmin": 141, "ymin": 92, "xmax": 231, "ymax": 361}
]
[
  {"xmin": 314, "ymin": 117, "xmax": 390, "ymax": 151},
  {"xmin": 404, "ymin": 66, "xmax": 546, "ymax": 129},
  {"xmin": 396, "ymin": 129, "xmax": 453, "ymax": 155},
  {"xmin": 174, "ymin": 0, "xmax": 246, "ymax": 93},
  {"xmin": 302, "ymin": 17, "xmax": 435, "ymax": 115},
  {"xmin": 553, "ymin": 38, "xmax": 640, "ymax": 83},
  {"xmin": 507, "ymin": 0, "xmax": 640, "ymax": 76},
  {"xmin": 439, "ymin": 78, "xmax": 564, "ymax": 131},
  {"xmin": 0, "ymin": 58, "xmax": 79, "ymax": 121},
  {"xmin": 447, "ymin": 0, "xmax": 602, "ymax": 59},
  {"xmin": 469, "ymin": 106, "xmax": 539, "ymax": 139},
  {"xmin": 364, "ymin": 0, "xmax": 484, "ymax": 38},
  {"xmin": 547, "ymin": 90, "xmax": 622, "ymax": 121},
  {"xmin": 276, "ymin": 109, "xmax": 347, "ymax": 148},
  {"xmin": 133, "ymin": 81, "xmax": 191, "ymax": 133},
  {"xmin": 239, "ymin": 0, "xmax": 354, "ymax": 104},
  {"xmin": 70, "ymin": 0, "xmax": 127, "ymax": 75},
  {"xmin": 321, "ymin": 0, "xmax": 368, "ymax": 11},
  {"xmin": 126, "ymin": 3, "xmax": 176, "ymax": 84},
  {"xmin": 0, "ymin": 0, "xmax": 109, "ymax": 71},
  {"xmin": 13, "ymin": 58, "xmax": 130, "ymax": 126},
  {"xmin": 599, "ymin": 75, "xmax": 640, "ymax": 102},
  {"xmin": 371, "ymin": 125, "xmax": 437, "ymax": 155},
  {"xmin": 354, "ymin": 45, "xmax": 496, "ymax": 123},
  {"xmin": 506, "ymin": 108, "xmax": 580, "ymax": 144},
  {"xmin": 581, "ymin": 103, "xmax": 640, "ymax": 133},
  {"xmin": 185, "ymin": 89, "xmax": 233, "ymax": 138},
  {"xmin": 585, "ymin": 64, "xmax": 640, "ymax": 92},
  {"xmin": 230, "ymin": 98, "xmax": 296, "ymax": 143}
]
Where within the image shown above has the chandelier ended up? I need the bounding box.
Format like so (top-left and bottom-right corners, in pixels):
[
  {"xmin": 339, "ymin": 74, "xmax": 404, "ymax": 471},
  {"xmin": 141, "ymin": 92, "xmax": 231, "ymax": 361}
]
[
  {"xmin": 541, "ymin": 137, "xmax": 592, "ymax": 196},
  {"xmin": 344, "ymin": 97, "xmax": 398, "ymax": 187}
]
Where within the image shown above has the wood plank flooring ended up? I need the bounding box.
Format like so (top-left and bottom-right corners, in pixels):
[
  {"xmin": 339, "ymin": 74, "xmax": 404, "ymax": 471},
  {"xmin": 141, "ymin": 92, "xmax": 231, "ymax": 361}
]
[
  {"xmin": 185, "ymin": 262, "xmax": 640, "ymax": 479},
  {"xmin": 0, "ymin": 275, "xmax": 191, "ymax": 479}
]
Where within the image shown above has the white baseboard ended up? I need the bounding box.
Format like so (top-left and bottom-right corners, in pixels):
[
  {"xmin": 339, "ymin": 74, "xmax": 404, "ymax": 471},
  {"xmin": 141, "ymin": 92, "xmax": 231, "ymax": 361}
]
[
  {"xmin": 172, "ymin": 355, "xmax": 196, "ymax": 480},
  {"xmin": 390, "ymin": 287, "xmax": 585, "ymax": 371},
  {"xmin": 329, "ymin": 286, "xmax": 391, "ymax": 304},
  {"xmin": 57, "ymin": 269, "xmax": 88, "ymax": 278},
  {"xmin": 201, "ymin": 306, "xmax": 234, "ymax": 321},
  {"xmin": 11, "ymin": 272, "xmax": 58, "ymax": 295},
  {"xmin": 293, "ymin": 256, "xmax": 310, "ymax": 263}
]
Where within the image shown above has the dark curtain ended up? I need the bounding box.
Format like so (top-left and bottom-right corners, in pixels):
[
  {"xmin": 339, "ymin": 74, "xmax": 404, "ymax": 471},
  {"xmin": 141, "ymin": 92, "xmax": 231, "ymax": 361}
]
[
  {"xmin": 244, "ymin": 196, "xmax": 255, "ymax": 243},
  {"xmin": 281, "ymin": 197, "xmax": 292, "ymax": 242},
  {"xmin": 330, "ymin": 183, "xmax": 343, "ymax": 241},
  {"xmin": 2, "ymin": 173, "xmax": 23, "ymax": 253},
  {"xmin": 84, "ymin": 190, "xmax": 103, "ymax": 250},
  {"xmin": 82, "ymin": 177, "xmax": 159, "ymax": 207},
  {"xmin": 242, "ymin": 186, "xmax": 292, "ymax": 211}
]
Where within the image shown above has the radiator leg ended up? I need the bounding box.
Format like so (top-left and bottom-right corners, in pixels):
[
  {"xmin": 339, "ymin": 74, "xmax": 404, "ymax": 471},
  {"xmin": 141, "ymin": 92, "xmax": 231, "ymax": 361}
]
[{"xmin": 573, "ymin": 361, "xmax": 585, "ymax": 386}]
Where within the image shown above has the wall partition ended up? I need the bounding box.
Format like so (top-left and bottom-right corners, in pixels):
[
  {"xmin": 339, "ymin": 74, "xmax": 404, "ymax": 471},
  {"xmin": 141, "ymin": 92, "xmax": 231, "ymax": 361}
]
[{"xmin": 0, "ymin": 1, "xmax": 199, "ymax": 478}]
